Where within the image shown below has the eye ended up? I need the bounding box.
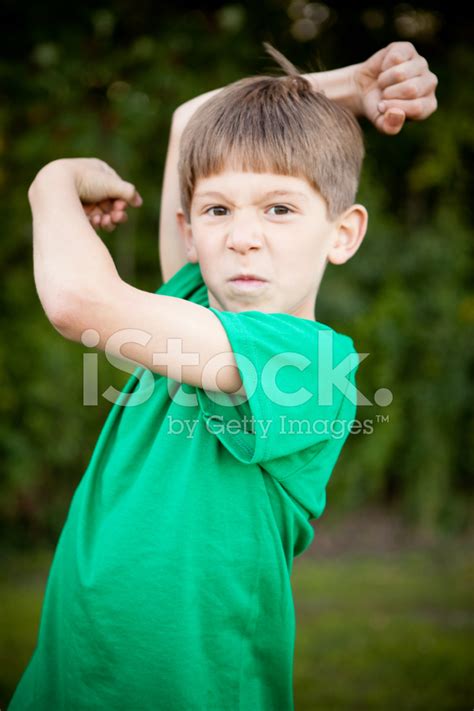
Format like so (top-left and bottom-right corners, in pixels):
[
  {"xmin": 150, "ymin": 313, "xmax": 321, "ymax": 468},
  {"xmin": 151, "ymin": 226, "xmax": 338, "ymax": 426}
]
[
  {"xmin": 267, "ymin": 204, "xmax": 293, "ymax": 216},
  {"xmin": 205, "ymin": 205, "xmax": 229, "ymax": 217}
]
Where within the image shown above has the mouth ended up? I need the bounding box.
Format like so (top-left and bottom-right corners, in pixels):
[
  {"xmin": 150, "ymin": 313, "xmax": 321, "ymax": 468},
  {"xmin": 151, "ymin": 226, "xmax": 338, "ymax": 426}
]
[{"xmin": 229, "ymin": 274, "xmax": 268, "ymax": 291}]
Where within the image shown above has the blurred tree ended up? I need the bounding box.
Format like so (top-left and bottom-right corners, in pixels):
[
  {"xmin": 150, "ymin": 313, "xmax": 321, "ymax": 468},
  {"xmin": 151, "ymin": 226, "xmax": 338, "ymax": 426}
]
[{"xmin": 0, "ymin": 0, "xmax": 472, "ymax": 545}]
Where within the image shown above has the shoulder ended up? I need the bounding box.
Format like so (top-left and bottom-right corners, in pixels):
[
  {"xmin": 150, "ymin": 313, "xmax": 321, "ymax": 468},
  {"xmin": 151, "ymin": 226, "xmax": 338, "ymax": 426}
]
[{"xmin": 208, "ymin": 308, "xmax": 357, "ymax": 364}]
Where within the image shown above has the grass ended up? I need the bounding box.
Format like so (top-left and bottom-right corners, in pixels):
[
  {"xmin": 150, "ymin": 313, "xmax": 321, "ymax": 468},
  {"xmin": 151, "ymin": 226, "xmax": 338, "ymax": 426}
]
[
  {"xmin": 292, "ymin": 547, "xmax": 473, "ymax": 710},
  {"xmin": 1, "ymin": 537, "xmax": 473, "ymax": 710},
  {"xmin": 0, "ymin": 548, "xmax": 54, "ymax": 707}
]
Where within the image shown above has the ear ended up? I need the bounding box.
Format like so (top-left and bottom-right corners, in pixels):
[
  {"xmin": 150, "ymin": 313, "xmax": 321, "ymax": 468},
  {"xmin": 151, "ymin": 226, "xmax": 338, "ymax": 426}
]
[
  {"xmin": 327, "ymin": 204, "xmax": 368, "ymax": 266},
  {"xmin": 176, "ymin": 209, "xmax": 198, "ymax": 263}
]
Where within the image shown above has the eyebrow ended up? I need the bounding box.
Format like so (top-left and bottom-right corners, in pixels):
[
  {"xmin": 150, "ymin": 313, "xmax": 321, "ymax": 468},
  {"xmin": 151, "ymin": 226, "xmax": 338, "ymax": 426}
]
[{"xmin": 194, "ymin": 189, "xmax": 309, "ymax": 202}]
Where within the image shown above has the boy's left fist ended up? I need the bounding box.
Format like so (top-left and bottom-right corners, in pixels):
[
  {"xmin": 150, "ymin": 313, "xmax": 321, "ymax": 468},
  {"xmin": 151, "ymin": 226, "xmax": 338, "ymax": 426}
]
[{"xmin": 353, "ymin": 41, "xmax": 438, "ymax": 135}]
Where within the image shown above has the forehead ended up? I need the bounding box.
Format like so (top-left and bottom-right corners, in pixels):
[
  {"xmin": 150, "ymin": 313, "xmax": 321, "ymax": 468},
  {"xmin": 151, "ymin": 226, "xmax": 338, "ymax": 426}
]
[{"xmin": 193, "ymin": 170, "xmax": 320, "ymax": 203}]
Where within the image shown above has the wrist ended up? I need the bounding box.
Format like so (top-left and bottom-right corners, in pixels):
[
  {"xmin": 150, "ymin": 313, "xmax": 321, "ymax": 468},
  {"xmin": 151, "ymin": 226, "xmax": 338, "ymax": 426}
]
[
  {"xmin": 28, "ymin": 160, "xmax": 76, "ymax": 203},
  {"xmin": 305, "ymin": 62, "xmax": 365, "ymax": 117}
]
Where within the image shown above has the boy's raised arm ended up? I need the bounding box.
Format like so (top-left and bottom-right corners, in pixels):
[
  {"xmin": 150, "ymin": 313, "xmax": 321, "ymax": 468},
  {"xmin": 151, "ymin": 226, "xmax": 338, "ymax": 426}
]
[
  {"xmin": 158, "ymin": 88, "xmax": 221, "ymax": 284},
  {"xmin": 158, "ymin": 41, "xmax": 437, "ymax": 283},
  {"xmin": 28, "ymin": 158, "xmax": 246, "ymax": 396}
]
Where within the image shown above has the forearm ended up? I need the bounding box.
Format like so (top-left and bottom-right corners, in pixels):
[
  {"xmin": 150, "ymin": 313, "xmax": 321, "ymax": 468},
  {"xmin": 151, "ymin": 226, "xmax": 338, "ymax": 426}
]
[
  {"xmin": 28, "ymin": 161, "xmax": 121, "ymax": 326},
  {"xmin": 306, "ymin": 63, "xmax": 363, "ymax": 115},
  {"xmin": 172, "ymin": 62, "xmax": 363, "ymax": 132}
]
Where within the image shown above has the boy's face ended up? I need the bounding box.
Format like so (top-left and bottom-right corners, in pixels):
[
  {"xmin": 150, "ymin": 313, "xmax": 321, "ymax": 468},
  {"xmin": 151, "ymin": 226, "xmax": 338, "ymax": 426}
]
[{"xmin": 177, "ymin": 170, "xmax": 367, "ymax": 320}]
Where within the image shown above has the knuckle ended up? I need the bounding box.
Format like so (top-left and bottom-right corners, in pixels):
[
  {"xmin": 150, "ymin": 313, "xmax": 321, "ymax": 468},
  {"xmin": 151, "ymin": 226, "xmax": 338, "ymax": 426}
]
[
  {"xmin": 404, "ymin": 83, "xmax": 418, "ymax": 99},
  {"xmin": 393, "ymin": 67, "xmax": 406, "ymax": 82},
  {"xmin": 412, "ymin": 98, "xmax": 424, "ymax": 117},
  {"xmin": 390, "ymin": 40, "xmax": 414, "ymax": 53}
]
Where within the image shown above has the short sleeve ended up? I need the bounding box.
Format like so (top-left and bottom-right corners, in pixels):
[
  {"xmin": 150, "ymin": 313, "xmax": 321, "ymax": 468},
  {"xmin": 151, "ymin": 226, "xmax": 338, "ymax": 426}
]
[{"xmin": 195, "ymin": 307, "xmax": 359, "ymax": 477}]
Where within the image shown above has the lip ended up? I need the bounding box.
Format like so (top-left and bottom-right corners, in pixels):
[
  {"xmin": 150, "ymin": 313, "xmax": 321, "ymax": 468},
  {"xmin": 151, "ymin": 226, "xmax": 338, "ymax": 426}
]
[
  {"xmin": 229, "ymin": 273, "xmax": 267, "ymax": 282},
  {"xmin": 229, "ymin": 277, "xmax": 268, "ymax": 291}
]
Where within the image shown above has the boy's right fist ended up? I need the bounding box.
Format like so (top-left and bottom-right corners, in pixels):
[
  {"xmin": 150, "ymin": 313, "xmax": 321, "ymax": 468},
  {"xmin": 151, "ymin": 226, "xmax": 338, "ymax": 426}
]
[
  {"xmin": 30, "ymin": 158, "xmax": 143, "ymax": 232},
  {"xmin": 71, "ymin": 158, "xmax": 143, "ymax": 232}
]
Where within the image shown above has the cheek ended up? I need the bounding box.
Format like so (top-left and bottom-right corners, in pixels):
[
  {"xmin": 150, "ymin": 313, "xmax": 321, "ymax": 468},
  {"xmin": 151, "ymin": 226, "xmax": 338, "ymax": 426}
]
[
  {"xmin": 197, "ymin": 242, "xmax": 220, "ymax": 266},
  {"xmin": 301, "ymin": 233, "xmax": 331, "ymax": 264},
  {"xmin": 194, "ymin": 242, "xmax": 220, "ymax": 280},
  {"xmin": 191, "ymin": 231, "xmax": 212, "ymax": 255},
  {"xmin": 281, "ymin": 242, "xmax": 325, "ymax": 282}
]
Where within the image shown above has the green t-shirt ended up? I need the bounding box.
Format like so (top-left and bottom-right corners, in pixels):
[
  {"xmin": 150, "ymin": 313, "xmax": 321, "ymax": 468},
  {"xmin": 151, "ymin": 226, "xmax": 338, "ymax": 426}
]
[{"xmin": 8, "ymin": 261, "xmax": 358, "ymax": 711}]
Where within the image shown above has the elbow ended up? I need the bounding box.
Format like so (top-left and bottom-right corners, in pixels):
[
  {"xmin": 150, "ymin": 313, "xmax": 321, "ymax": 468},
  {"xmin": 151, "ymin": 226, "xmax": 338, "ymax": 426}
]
[
  {"xmin": 171, "ymin": 105, "xmax": 182, "ymax": 126},
  {"xmin": 48, "ymin": 290, "xmax": 85, "ymax": 341},
  {"xmin": 35, "ymin": 270, "xmax": 82, "ymax": 339},
  {"xmin": 48, "ymin": 278, "xmax": 123, "ymax": 343},
  {"xmin": 171, "ymin": 105, "xmax": 191, "ymax": 136}
]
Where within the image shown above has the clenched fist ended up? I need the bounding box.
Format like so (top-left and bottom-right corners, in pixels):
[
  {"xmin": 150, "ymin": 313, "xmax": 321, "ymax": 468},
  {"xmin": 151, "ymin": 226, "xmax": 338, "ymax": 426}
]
[
  {"xmin": 354, "ymin": 40, "xmax": 439, "ymax": 135},
  {"xmin": 30, "ymin": 157, "xmax": 143, "ymax": 232}
]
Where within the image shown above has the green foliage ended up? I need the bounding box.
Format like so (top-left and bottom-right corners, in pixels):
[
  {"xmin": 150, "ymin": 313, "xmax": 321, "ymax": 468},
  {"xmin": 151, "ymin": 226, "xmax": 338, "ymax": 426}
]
[{"xmin": 1, "ymin": 2, "xmax": 473, "ymax": 542}]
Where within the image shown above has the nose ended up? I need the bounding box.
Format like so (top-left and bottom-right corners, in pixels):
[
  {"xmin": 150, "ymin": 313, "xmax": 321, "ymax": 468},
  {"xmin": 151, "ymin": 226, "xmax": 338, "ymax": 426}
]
[{"xmin": 226, "ymin": 209, "xmax": 263, "ymax": 253}]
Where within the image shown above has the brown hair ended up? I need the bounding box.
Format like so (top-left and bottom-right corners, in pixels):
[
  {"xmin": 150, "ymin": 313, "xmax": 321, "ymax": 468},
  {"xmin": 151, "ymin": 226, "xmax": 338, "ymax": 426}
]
[{"xmin": 178, "ymin": 43, "xmax": 365, "ymax": 223}]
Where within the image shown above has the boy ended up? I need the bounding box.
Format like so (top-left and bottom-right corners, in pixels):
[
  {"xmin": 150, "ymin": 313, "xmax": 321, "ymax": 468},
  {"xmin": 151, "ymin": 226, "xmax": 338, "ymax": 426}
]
[{"xmin": 9, "ymin": 42, "xmax": 437, "ymax": 710}]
